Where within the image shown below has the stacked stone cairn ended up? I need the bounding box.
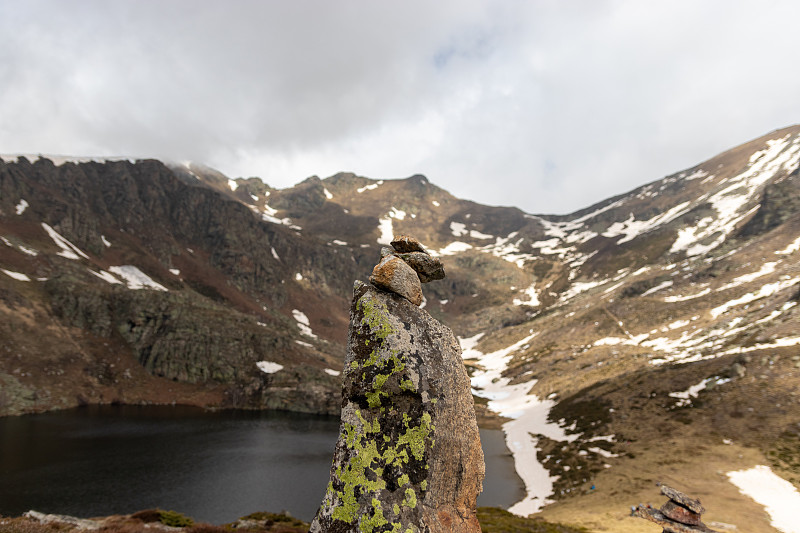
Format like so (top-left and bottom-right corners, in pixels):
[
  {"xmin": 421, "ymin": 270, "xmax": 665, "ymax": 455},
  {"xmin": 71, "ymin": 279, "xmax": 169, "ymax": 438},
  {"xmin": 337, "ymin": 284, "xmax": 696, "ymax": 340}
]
[
  {"xmin": 368, "ymin": 235, "xmax": 445, "ymax": 306},
  {"xmin": 634, "ymin": 484, "xmax": 719, "ymax": 533},
  {"xmin": 310, "ymin": 235, "xmax": 484, "ymax": 532}
]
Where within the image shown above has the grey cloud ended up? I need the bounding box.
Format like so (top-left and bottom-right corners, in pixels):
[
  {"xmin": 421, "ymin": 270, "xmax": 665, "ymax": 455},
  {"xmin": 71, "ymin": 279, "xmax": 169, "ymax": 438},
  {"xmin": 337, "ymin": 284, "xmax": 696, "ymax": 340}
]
[{"xmin": 1, "ymin": 0, "xmax": 799, "ymax": 214}]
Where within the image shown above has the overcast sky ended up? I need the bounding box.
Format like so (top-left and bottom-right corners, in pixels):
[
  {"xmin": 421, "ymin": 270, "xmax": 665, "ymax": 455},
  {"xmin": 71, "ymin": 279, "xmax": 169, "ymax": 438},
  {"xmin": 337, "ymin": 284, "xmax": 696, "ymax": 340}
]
[{"xmin": 2, "ymin": 1, "xmax": 799, "ymax": 214}]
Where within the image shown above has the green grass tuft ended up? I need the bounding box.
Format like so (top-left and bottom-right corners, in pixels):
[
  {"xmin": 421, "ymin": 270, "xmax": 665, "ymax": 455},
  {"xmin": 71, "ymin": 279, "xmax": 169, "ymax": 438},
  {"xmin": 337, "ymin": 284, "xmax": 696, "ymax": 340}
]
[
  {"xmin": 477, "ymin": 507, "xmax": 589, "ymax": 533},
  {"xmin": 157, "ymin": 510, "xmax": 194, "ymax": 528}
]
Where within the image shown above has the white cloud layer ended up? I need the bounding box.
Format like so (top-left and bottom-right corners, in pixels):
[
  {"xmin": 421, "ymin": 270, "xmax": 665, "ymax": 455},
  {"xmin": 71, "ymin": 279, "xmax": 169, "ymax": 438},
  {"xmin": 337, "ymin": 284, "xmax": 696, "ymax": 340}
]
[{"xmin": 2, "ymin": 0, "xmax": 800, "ymax": 214}]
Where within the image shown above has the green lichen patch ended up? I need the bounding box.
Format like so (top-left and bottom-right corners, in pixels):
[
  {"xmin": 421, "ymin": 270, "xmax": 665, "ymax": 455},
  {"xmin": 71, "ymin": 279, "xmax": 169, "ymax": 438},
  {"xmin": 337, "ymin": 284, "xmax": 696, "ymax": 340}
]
[
  {"xmin": 359, "ymin": 499, "xmax": 389, "ymax": 532},
  {"xmin": 316, "ymin": 286, "xmax": 443, "ymax": 533},
  {"xmin": 349, "ymin": 292, "xmax": 418, "ymax": 411},
  {"xmin": 322, "ymin": 400, "xmax": 434, "ymax": 531},
  {"xmin": 402, "ymin": 488, "xmax": 417, "ymax": 509},
  {"xmin": 356, "ymin": 292, "xmax": 395, "ymax": 345}
]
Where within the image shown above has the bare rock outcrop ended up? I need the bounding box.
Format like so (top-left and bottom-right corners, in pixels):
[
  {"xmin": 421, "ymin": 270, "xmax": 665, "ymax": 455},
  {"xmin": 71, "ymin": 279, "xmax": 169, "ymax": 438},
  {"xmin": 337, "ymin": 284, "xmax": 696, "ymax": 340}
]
[
  {"xmin": 310, "ymin": 250, "xmax": 484, "ymax": 532},
  {"xmin": 634, "ymin": 484, "xmax": 719, "ymax": 533}
]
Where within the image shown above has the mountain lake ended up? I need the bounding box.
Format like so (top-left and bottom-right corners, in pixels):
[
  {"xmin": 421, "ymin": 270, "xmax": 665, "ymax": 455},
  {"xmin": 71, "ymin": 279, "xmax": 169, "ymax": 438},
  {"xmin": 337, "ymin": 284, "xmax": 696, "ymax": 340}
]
[{"xmin": 0, "ymin": 405, "xmax": 524, "ymax": 523}]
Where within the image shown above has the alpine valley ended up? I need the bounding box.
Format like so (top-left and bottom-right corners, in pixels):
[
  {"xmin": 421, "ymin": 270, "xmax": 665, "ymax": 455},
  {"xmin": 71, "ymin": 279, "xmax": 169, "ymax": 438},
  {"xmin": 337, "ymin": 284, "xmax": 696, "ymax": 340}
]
[{"xmin": 2, "ymin": 126, "xmax": 799, "ymax": 532}]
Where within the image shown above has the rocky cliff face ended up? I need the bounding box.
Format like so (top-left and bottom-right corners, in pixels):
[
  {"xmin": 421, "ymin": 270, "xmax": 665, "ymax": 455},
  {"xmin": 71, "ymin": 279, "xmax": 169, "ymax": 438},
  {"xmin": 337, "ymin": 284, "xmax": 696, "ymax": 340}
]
[
  {"xmin": 2, "ymin": 127, "xmax": 800, "ymax": 530},
  {"xmin": 311, "ymin": 282, "xmax": 483, "ymax": 533},
  {"xmin": 0, "ymin": 157, "xmax": 351, "ymax": 416}
]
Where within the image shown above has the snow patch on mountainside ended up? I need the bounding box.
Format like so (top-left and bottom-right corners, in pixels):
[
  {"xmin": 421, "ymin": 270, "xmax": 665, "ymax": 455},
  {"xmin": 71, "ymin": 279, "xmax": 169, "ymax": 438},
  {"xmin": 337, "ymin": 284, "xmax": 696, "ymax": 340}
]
[
  {"xmin": 256, "ymin": 361, "xmax": 283, "ymax": 374},
  {"xmin": 513, "ymin": 283, "xmax": 540, "ymax": 307},
  {"xmin": 669, "ymin": 376, "xmax": 730, "ymax": 407},
  {"xmin": 357, "ymin": 180, "xmax": 383, "ymax": 193},
  {"xmin": 711, "ymin": 276, "xmax": 800, "ymax": 318},
  {"xmin": 465, "ymin": 331, "xmax": 580, "ymax": 516},
  {"xmin": 108, "ymin": 266, "xmax": 168, "ymax": 291},
  {"xmin": 89, "ymin": 269, "xmax": 123, "ymax": 285},
  {"xmin": 776, "ymin": 236, "xmax": 800, "ymax": 255},
  {"xmin": 377, "ymin": 207, "xmax": 408, "ymax": 245},
  {"xmin": 480, "ymin": 232, "xmax": 536, "ymax": 268},
  {"xmin": 433, "ymin": 241, "xmax": 473, "ymax": 256},
  {"xmin": 1, "ymin": 269, "xmax": 31, "ymax": 281},
  {"xmin": 41, "ymin": 223, "xmax": 90, "ymax": 260},
  {"xmin": 15, "ymin": 199, "xmax": 29, "ymax": 215},
  {"xmin": 458, "ymin": 333, "xmax": 485, "ymax": 358},
  {"xmin": 728, "ymin": 465, "xmax": 800, "ymax": 533},
  {"xmin": 450, "ymin": 221, "xmax": 494, "ymax": 240},
  {"xmin": 377, "ymin": 218, "xmax": 394, "ymax": 246},
  {"xmin": 671, "ymin": 135, "xmax": 800, "ymax": 257},
  {"xmin": 292, "ymin": 309, "xmax": 317, "ymax": 338},
  {"xmin": 261, "ymin": 204, "xmax": 301, "ymax": 230},
  {"xmin": 602, "ymin": 202, "xmax": 690, "ymax": 244},
  {"xmin": 2, "ymin": 236, "xmax": 39, "ymax": 257}
]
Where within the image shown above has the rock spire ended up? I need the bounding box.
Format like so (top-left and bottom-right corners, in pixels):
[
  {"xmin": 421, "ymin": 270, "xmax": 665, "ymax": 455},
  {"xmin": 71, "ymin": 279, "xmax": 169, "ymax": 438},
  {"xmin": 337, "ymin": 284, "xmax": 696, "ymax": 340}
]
[{"xmin": 310, "ymin": 236, "xmax": 483, "ymax": 533}]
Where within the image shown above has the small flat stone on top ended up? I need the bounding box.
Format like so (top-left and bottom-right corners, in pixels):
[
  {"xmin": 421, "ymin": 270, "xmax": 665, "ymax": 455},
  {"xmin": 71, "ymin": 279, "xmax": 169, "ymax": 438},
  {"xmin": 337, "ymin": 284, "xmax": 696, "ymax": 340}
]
[
  {"xmin": 380, "ymin": 246, "xmax": 394, "ymax": 258},
  {"xmin": 397, "ymin": 252, "xmax": 445, "ymax": 283},
  {"xmin": 391, "ymin": 235, "xmax": 427, "ymax": 254}
]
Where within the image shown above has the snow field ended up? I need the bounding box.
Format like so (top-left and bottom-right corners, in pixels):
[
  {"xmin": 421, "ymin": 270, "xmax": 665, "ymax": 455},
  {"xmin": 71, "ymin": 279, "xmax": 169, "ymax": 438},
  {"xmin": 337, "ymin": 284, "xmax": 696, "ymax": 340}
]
[
  {"xmin": 463, "ymin": 332, "xmax": 585, "ymax": 516},
  {"xmin": 727, "ymin": 465, "xmax": 800, "ymax": 533}
]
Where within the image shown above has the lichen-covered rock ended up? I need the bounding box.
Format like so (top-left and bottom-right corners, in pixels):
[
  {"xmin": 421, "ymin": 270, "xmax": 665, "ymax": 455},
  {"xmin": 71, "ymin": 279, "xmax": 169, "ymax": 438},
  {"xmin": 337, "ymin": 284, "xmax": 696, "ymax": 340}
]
[
  {"xmin": 396, "ymin": 252, "xmax": 445, "ymax": 284},
  {"xmin": 369, "ymin": 255, "xmax": 423, "ymax": 306},
  {"xmin": 310, "ymin": 282, "xmax": 484, "ymax": 533}
]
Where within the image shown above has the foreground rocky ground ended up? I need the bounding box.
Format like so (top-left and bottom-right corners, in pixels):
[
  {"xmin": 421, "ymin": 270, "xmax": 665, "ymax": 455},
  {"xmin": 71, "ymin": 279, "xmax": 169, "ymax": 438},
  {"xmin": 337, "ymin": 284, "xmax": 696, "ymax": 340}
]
[{"xmin": 0, "ymin": 508, "xmax": 588, "ymax": 533}]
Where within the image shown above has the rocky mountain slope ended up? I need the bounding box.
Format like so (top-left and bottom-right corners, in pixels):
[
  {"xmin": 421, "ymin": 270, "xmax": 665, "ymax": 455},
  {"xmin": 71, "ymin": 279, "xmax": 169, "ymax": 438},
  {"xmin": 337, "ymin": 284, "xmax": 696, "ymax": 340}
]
[{"xmin": 2, "ymin": 125, "xmax": 799, "ymax": 531}]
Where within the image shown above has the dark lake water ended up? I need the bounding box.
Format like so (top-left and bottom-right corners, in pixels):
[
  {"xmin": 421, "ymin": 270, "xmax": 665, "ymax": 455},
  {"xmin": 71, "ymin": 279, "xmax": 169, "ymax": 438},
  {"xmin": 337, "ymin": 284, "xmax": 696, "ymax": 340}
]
[{"xmin": 0, "ymin": 405, "xmax": 523, "ymax": 524}]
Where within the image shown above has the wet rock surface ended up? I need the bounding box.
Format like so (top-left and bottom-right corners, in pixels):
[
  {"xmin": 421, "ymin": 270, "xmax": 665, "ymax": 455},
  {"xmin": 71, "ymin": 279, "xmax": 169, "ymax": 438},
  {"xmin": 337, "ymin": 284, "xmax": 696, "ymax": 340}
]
[{"xmin": 310, "ymin": 281, "xmax": 484, "ymax": 532}]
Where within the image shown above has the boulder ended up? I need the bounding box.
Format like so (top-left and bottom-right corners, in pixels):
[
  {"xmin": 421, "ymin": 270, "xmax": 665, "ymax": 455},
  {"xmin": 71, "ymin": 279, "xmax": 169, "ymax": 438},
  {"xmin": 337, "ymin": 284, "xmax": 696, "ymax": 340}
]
[
  {"xmin": 310, "ymin": 282, "xmax": 484, "ymax": 533},
  {"xmin": 369, "ymin": 255, "xmax": 423, "ymax": 306},
  {"xmin": 396, "ymin": 252, "xmax": 445, "ymax": 283},
  {"xmin": 390, "ymin": 235, "xmax": 427, "ymax": 254}
]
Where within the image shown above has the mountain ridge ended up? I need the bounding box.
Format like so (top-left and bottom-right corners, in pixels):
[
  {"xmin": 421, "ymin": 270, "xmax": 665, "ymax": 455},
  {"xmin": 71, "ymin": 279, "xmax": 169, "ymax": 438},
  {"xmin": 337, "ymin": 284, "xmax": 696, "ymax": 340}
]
[{"xmin": 2, "ymin": 125, "xmax": 799, "ymax": 531}]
